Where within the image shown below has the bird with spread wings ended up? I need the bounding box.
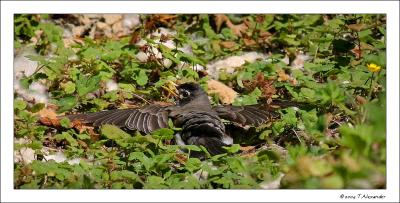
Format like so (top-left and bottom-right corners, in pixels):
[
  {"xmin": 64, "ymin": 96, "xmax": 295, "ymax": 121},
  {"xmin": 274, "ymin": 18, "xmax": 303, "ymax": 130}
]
[{"xmin": 65, "ymin": 82, "xmax": 295, "ymax": 155}]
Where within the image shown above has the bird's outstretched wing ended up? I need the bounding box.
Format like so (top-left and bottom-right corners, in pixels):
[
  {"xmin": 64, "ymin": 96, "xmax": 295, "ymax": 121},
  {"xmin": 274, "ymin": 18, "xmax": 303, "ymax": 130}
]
[
  {"xmin": 213, "ymin": 104, "xmax": 280, "ymax": 127},
  {"xmin": 65, "ymin": 104, "xmax": 172, "ymax": 134}
]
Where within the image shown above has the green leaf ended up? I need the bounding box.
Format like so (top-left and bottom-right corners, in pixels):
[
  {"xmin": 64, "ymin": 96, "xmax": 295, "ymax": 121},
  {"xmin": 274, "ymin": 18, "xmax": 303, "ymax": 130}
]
[
  {"xmin": 80, "ymin": 47, "xmax": 102, "ymax": 61},
  {"xmin": 30, "ymin": 103, "xmax": 45, "ymax": 113},
  {"xmin": 151, "ymin": 128, "xmax": 174, "ymax": 140},
  {"xmin": 129, "ymin": 151, "xmax": 153, "ymax": 171},
  {"xmin": 55, "ymin": 132, "xmax": 78, "ymax": 147},
  {"xmin": 100, "ymin": 124, "xmax": 131, "ymax": 140},
  {"xmin": 14, "ymin": 99, "xmax": 27, "ymax": 110},
  {"xmin": 63, "ymin": 81, "xmax": 76, "ymax": 94},
  {"xmin": 159, "ymin": 44, "xmax": 181, "ymax": 64},
  {"xmin": 136, "ymin": 69, "xmax": 148, "ymax": 86},
  {"xmin": 183, "ymin": 145, "xmax": 202, "ymax": 152},
  {"xmin": 38, "ymin": 22, "xmax": 63, "ymax": 43},
  {"xmin": 233, "ymin": 88, "xmax": 262, "ymax": 106},
  {"xmin": 185, "ymin": 158, "xmax": 202, "ymax": 172},
  {"xmin": 52, "ymin": 96, "xmax": 77, "ymax": 113},
  {"xmin": 223, "ymin": 144, "xmax": 241, "ymax": 154},
  {"xmin": 76, "ymin": 73, "xmax": 101, "ymax": 97},
  {"xmin": 60, "ymin": 117, "xmax": 71, "ymax": 128}
]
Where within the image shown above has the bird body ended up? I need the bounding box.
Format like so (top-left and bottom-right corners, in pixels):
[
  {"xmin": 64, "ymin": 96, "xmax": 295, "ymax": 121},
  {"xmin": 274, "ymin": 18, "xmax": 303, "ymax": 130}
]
[{"xmin": 65, "ymin": 82, "xmax": 281, "ymax": 155}]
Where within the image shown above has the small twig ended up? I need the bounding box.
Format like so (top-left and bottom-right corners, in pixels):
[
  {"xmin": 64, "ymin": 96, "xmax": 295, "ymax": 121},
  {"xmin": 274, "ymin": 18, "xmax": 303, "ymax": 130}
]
[
  {"xmin": 131, "ymin": 92, "xmax": 150, "ymax": 104},
  {"xmin": 292, "ymin": 129, "xmax": 302, "ymax": 143},
  {"xmin": 313, "ymin": 45, "xmax": 319, "ymax": 63},
  {"xmin": 161, "ymin": 85, "xmax": 178, "ymax": 98},
  {"xmin": 41, "ymin": 175, "xmax": 48, "ymax": 189}
]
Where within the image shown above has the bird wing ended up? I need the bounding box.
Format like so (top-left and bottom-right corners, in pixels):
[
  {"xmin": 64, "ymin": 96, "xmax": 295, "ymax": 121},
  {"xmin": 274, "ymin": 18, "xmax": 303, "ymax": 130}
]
[
  {"xmin": 212, "ymin": 104, "xmax": 280, "ymax": 127},
  {"xmin": 65, "ymin": 104, "xmax": 172, "ymax": 134}
]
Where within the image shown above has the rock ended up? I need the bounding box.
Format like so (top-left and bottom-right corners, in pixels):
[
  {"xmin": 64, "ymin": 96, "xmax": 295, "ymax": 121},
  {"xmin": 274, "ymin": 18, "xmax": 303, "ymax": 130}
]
[
  {"xmin": 105, "ymin": 80, "xmax": 119, "ymax": 92},
  {"xmin": 206, "ymin": 52, "xmax": 268, "ymax": 79},
  {"xmin": 103, "ymin": 14, "xmax": 122, "ymax": 25},
  {"xmin": 291, "ymin": 52, "xmax": 311, "ymax": 70},
  {"xmin": 123, "ymin": 14, "xmax": 140, "ymax": 29},
  {"xmin": 14, "ymin": 47, "xmax": 49, "ymax": 104},
  {"xmin": 259, "ymin": 173, "xmax": 284, "ymax": 189},
  {"xmin": 72, "ymin": 25, "xmax": 86, "ymax": 37},
  {"xmin": 96, "ymin": 22, "xmax": 109, "ymax": 30},
  {"xmin": 14, "ymin": 147, "xmax": 36, "ymax": 165}
]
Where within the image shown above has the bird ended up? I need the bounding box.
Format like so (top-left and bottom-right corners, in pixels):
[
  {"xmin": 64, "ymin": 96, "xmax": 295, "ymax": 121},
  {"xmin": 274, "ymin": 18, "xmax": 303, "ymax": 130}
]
[{"xmin": 65, "ymin": 82, "xmax": 286, "ymax": 156}]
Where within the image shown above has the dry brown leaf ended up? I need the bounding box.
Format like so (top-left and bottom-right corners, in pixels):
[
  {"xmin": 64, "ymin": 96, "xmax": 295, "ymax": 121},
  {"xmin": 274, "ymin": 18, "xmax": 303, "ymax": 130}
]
[
  {"xmin": 37, "ymin": 107, "xmax": 57, "ymax": 119},
  {"xmin": 157, "ymin": 14, "xmax": 177, "ymax": 24},
  {"xmin": 240, "ymin": 145, "xmax": 256, "ymax": 152},
  {"xmin": 243, "ymin": 38, "xmax": 257, "ymax": 46},
  {"xmin": 277, "ymin": 69, "xmax": 298, "ymax": 86},
  {"xmin": 207, "ymin": 79, "xmax": 238, "ymax": 104},
  {"xmin": 346, "ymin": 23, "xmax": 366, "ymax": 32},
  {"xmin": 360, "ymin": 42, "xmax": 375, "ymax": 50},
  {"xmin": 146, "ymin": 15, "xmax": 177, "ymax": 30},
  {"xmin": 39, "ymin": 117, "xmax": 60, "ymax": 127},
  {"xmin": 214, "ymin": 14, "xmax": 229, "ymax": 32},
  {"xmin": 219, "ymin": 41, "xmax": 237, "ymax": 49},
  {"xmin": 277, "ymin": 69, "xmax": 290, "ymax": 82},
  {"xmin": 259, "ymin": 30, "xmax": 272, "ymax": 38},
  {"xmin": 350, "ymin": 45, "xmax": 362, "ymax": 59},
  {"xmin": 226, "ymin": 20, "xmax": 248, "ymax": 37},
  {"xmin": 244, "ymin": 73, "xmax": 277, "ymax": 100},
  {"xmin": 240, "ymin": 145, "xmax": 257, "ymax": 158},
  {"xmin": 355, "ymin": 95, "xmax": 367, "ymax": 105},
  {"xmin": 77, "ymin": 139, "xmax": 88, "ymax": 149},
  {"xmin": 174, "ymin": 153, "xmax": 187, "ymax": 164}
]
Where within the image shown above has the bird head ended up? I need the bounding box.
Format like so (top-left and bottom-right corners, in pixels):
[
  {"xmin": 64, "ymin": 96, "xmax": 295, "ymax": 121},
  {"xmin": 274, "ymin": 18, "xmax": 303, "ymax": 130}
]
[{"xmin": 176, "ymin": 82, "xmax": 208, "ymax": 106}]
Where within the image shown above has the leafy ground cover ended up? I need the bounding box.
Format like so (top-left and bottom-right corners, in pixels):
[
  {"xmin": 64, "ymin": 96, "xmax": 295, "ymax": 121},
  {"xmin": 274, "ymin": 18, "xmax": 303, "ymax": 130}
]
[{"xmin": 14, "ymin": 14, "xmax": 386, "ymax": 189}]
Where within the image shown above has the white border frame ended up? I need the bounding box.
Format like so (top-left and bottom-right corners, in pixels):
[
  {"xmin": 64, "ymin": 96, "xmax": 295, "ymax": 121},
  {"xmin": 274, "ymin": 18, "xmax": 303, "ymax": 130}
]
[{"xmin": 1, "ymin": 1, "xmax": 399, "ymax": 202}]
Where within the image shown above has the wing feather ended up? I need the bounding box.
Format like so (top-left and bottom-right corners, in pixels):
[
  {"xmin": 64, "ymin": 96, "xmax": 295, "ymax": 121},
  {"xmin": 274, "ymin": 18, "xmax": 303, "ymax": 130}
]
[
  {"xmin": 213, "ymin": 104, "xmax": 280, "ymax": 126},
  {"xmin": 65, "ymin": 104, "xmax": 171, "ymax": 134}
]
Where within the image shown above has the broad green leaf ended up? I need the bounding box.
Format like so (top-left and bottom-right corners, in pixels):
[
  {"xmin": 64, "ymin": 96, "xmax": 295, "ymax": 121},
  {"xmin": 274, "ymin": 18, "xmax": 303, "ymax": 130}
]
[
  {"xmin": 14, "ymin": 99, "xmax": 27, "ymax": 110},
  {"xmin": 52, "ymin": 96, "xmax": 77, "ymax": 113},
  {"xmin": 76, "ymin": 74, "xmax": 101, "ymax": 97}
]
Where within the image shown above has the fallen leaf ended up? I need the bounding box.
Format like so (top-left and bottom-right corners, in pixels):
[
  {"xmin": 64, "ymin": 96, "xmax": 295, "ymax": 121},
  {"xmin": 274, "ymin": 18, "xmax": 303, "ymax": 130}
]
[
  {"xmin": 350, "ymin": 45, "xmax": 362, "ymax": 59},
  {"xmin": 243, "ymin": 38, "xmax": 257, "ymax": 46},
  {"xmin": 259, "ymin": 30, "xmax": 272, "ymax": 38},
  {"xmin": 220, "ymin": 41, "xmax": 237, "ymax": 49},
  {"xmin": 226, "ymin": 20, "xmax": 248, "ymax": 37},
  {"xmin": 207, "ymin": 79, "xmax": 238, "ymax": 104},
  {"xmin": 37, "ymin": 106, "xmax": 58, "ymax": 119},
  {"xmin": 355, "ymin": 95, "xmax": 367, "ymax": 105},
  {"xmin": 243, "ymin": 72, "xmax": 277, "ymax": 100},
  {"xmin": 214, "ymin": 14, "xmax": 229, "ymax": 32},
  {"xmin": 346, "ymin": 23, "xmax": 366, "ymax": 32},
  {"xmin": 360, "ymin": 42, "xmax": 375, "ymax": 50},
  {"xmin": 277, "ymin": 69, "xmax": 290, "ymax": 82},
  {"xmin": 174, "ymin": 153, "xmax": 188, "ymax": 165},
  {"xmin": 37, "ymin": 106, "xmax": 61, "ymax": 126},
  {"xmin": 77, "ymin": 139, "xmax": 88, "ymax": 149},
  {"xmin": 240, "ymin": 145, "xmax": 255, "ymax": 152}
]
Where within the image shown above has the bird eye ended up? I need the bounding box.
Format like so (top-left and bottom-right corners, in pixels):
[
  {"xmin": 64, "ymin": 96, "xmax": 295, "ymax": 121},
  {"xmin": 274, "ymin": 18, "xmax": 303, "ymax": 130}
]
[
  {"xmin": 179, "ymin": 90, "xmax": 190, "ymax": 99},
  {"xmin": 182, "ymin": 90, "xmax": 190, "ymax": 97}
]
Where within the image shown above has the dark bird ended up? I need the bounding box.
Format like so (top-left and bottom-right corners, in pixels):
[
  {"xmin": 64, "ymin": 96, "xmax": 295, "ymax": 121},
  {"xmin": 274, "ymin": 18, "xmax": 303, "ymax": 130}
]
[{"xmin": 66, "ymin": 82, "xmax": 286, "ymax": 156}]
